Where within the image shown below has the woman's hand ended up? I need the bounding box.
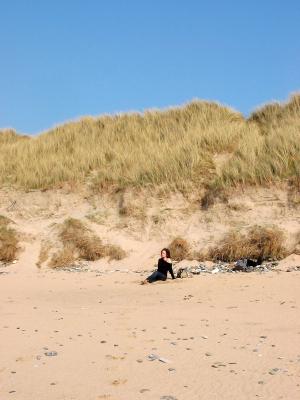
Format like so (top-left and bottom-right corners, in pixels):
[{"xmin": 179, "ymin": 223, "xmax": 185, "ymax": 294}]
[{"xmin": 166, "ymin": 258, "xmax": 172, "ymax": 263}]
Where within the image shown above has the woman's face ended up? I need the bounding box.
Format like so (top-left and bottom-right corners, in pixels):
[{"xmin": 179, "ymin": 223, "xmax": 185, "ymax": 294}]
[{"xmin": 161, "ymin": 250, "xmax": 167, "ymax": 258}]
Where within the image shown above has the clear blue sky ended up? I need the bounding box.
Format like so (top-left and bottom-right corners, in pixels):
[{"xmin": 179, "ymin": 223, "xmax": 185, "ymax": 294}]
[{"xmin": 1, "ymin": 0, "xmax": 299, "ymax": 134}]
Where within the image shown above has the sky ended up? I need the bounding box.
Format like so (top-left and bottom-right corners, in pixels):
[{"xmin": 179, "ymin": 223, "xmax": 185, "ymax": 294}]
[{"xmin": 0, "ymin": 0, "xmax": 300, "ymax": 135}]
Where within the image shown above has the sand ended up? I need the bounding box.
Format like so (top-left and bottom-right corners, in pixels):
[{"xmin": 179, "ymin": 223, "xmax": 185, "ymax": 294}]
[{"xmin": 1, "ymin": 261, "xmax": 300, "ymax": 400}]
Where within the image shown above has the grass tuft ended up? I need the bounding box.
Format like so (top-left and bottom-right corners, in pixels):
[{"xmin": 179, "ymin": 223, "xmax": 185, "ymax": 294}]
[
  {"xmin": 48, "ymin": 218, "xmax": 127, "ymax": 268},
  {"xmin": 169, "ymin": 237, "xmax": 190, "ymax": 261},
  {"xmin": 49, "ymin": 245, "xmax": 76, "ymax": 269},
  {"xmin": 0, "ymin": 216, "xmax": 19, "ymax": 263},
  {"xmin": 208, "ymin": 225, "xmax": 287, "ymax": 262}
]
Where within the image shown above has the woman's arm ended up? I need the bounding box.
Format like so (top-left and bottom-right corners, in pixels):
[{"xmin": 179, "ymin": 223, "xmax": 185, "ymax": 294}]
[{"xmin": 167, "ymin": 261, "xmax": 175, "ymax": 279}]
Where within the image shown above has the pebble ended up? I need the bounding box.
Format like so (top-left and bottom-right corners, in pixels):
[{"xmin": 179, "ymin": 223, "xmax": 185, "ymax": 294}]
[
  {"xmin": 44, "ymin": 351, "xmax": 57, "ymax": 357},
  {"xmin": 160, "ymin": 397, "xmax": 178, "ymax": 400},
  {"xmin": 147, "ymin": 354, "xmax": 158, "ymax": 361},
  {"xmin": 269, "ymin": 368, "xmax": 280, "ymax": 375}
]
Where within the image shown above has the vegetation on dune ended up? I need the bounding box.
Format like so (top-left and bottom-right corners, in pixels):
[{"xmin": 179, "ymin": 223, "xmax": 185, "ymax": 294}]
[
  {"xmin": 48, "ymin": 218, "xmax": 126, "ymax": 268},
  {"xmin": 0, "ymin": 94, "xmax": 299, "ymax": 194},
  {"xmin": 0, "ymin": 216, "xmax": 19, "ymax": 263},
  {"xmin": 168, "ymin": 237, "xmax": 191, "ymax": 261},
  {"xmin": 208, "ymin": 225, "xmax": 287, "ymax": 262}
]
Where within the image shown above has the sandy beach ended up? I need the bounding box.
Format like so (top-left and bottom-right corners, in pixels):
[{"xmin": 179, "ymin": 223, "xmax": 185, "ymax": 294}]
[{"xmin": 1, "ymin": 261, "xmax": 300, "ymax": 400}]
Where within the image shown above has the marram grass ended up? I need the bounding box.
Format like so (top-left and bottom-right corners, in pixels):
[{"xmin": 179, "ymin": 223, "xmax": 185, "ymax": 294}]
[{"xmin": 0, "ymin": 94, "xmax": 299, "ymax": 192}]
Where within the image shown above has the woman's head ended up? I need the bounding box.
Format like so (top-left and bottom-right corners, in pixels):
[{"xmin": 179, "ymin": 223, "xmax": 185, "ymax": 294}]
[{"xmin": 161, "ymin": 248, "xmax": 171, "ymax": 258}]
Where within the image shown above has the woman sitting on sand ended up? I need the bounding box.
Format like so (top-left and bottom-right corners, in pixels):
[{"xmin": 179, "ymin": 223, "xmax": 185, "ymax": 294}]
[{"xmin": 141, "ymin": 248, "xmax": 176, "ymax": 284}]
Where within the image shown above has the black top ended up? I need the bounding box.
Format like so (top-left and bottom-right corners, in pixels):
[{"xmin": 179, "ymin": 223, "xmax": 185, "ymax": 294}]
[{"xmin": 157, "ymin": 258, "xmax": 175, "ymax": 279}]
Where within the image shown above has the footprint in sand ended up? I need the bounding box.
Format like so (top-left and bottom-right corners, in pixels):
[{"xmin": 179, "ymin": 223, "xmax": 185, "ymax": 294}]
[{"xmin": 111, "ymin": 379, "xmax": 127, "ymax": 385}]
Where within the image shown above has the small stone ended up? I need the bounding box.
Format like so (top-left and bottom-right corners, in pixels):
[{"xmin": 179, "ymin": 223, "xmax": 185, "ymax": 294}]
[
  {"xmin": 258, "ymin": 381, "xmax": 264, "ymax": 385},
  {"xmin": 269, "ymin": 368, "xmax": 280, "ymax": 375},
  {"xmin": 147, "ymin": 354, "xmax": 158, "ymax": 361},
  {"xmin": 159, "ymin": 357, "xmax": 171, "ymax": 363},
  {"xmin": 205, "ymin": 352, "xmax": 212, "ymax": 356},
  {"xmin": 44, "ymin": 351, "xmax": 57, "ymax": 357}
]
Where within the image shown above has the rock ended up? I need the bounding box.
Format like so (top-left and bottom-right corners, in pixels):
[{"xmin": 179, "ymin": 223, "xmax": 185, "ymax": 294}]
[
  {"xmin": 44, "ymin": 351, "xmax": 57, "ymax": 356},
  {"xmin": 147, "ymin": 354, "xmax": 159, "ymax": 361},
  {"xmin": 160, "ymin": 396, "xmax": 178, "ymax": 400},
  {"xmin": 269, "ymin": 368, "xmax": 280, "ymax": 375}
]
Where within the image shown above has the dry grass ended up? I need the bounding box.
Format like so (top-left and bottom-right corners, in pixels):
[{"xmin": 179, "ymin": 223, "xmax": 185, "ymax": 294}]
[
  {"xmin": 49, "ymin": 218, "xmax": 126, "ymax": 268},
  {"xmin": 58, "ymin": 218, "xmax": 105, "ymax": 261},
  {"xmin": 0, "ymin": 215, "xmax": 19, "ymax": 263},
  {"xmin": 0, "ymin": 101, "xmax": 244, "ymax": 191},
  {"xmin": 208, "ymin": 225, "xmax": 287, "ymax": 262},
  {"xmin": 169, "ymin": 237, "xmax": 191, "ymax": 261},
  {"xmin": 192, "ymin": 249, "xmax": 208, "ymax": 262},
  {"xmin": 1, "ymin": 94, "xmax": 299, "ymax": 196},
  {"xmin": 49, "ymin": 245, "xmax": 76, "ymax": 268},
  {"xmin": 293, "ymin": 231, "xmax": 300, "ymax": 255},
  {"xmin": 36, "ymin": 242, "xmax": 51, "ymax": 268},
  {"xmin": 119, "ymin": 203, "xmax": 147, "ymax": 220},
  {"xmin": 105, "ymin": 244, "xmax": 127, "ymax": 261}
]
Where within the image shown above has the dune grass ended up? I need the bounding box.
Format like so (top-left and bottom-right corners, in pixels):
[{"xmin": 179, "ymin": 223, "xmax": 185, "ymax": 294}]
[
  {"xmin": 208, "ymin": 225, "xmax": 287, "ymax": 262},
  {"xmin": 0, "ymin": 94, "xmax": 299, "ymax": 194},
  {"xmin": 168, "ymin": 237, "xmax": 191, "ymax": 261},
  {"xmin": 0, "ymin": 216, "xmax": 19, "ymax": 263},
  {"xmin": 49, "ymin": 218, "xmax": 126, "ymax": 268}
]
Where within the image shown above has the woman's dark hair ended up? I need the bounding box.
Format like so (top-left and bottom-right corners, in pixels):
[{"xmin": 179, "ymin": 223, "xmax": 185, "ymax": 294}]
[{"xmin": 161, "ymin": 248, "xmax": 171, "ymax": 258}]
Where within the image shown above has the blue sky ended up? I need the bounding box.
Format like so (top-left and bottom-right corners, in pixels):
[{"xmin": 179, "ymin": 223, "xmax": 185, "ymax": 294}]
[{"xmin": 1, "ymin": 0, "xmax": 299, "ymax": 134}]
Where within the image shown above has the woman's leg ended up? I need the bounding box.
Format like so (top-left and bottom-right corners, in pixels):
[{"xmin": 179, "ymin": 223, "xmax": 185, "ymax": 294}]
[{"xmin": 146, "ymin": 271, "xmax": 166, "ymax": 283}]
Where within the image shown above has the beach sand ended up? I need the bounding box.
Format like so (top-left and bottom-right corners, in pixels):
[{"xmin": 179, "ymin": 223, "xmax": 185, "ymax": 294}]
[{"xmin": 1, "ymin": 262, "xmax": 300, "ymax": 400}]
